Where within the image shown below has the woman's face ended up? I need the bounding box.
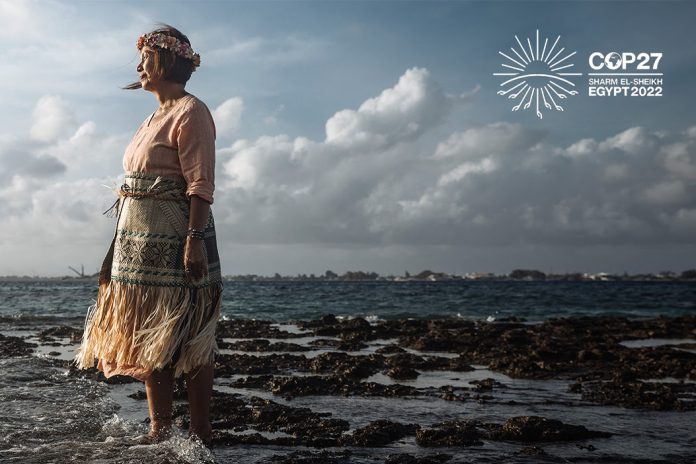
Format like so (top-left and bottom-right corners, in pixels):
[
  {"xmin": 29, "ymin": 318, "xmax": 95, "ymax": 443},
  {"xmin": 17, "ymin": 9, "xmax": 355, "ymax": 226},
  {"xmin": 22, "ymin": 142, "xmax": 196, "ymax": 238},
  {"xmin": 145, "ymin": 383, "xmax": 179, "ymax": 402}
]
[{"xmin": 137, "ymin": 46, "xmax": 160, "ymax": 90}]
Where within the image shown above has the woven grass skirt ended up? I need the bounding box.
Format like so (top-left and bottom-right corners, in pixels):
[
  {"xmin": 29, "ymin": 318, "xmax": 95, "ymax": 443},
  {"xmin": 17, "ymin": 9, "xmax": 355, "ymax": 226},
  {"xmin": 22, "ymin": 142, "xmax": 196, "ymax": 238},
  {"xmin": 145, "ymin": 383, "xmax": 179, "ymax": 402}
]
[{"xmin": 75, "ymin": 171, "xmax": 223, "ymax": 382}]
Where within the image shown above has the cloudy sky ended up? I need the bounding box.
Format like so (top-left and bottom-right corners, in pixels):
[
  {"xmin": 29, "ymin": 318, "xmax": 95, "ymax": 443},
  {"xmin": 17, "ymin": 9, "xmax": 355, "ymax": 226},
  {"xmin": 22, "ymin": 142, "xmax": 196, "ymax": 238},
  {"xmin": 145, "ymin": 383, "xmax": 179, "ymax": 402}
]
[{"xmin": 1, "ymin": 0, "xmax": 695, "ymax": 277}]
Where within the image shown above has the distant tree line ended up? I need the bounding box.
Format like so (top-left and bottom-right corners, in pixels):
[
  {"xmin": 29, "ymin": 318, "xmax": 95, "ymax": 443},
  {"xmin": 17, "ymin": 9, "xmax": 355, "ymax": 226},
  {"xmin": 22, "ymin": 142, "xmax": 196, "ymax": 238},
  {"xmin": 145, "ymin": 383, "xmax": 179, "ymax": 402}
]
[
  {"xmin": 220, "ymin": 268, "xmax": 696, "ymax": 282},
  {"xmin": 3, "ymin": 268, "xmax": 696, "ymax": 282}
]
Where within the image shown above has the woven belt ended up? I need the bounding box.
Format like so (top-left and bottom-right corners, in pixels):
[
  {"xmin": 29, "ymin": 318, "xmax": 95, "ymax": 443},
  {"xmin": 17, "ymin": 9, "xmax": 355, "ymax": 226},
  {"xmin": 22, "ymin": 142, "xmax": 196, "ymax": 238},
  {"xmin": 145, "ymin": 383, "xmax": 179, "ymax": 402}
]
[{"xmin": 118, "ymin": 177, "xmax": 186, "ymax": 201}]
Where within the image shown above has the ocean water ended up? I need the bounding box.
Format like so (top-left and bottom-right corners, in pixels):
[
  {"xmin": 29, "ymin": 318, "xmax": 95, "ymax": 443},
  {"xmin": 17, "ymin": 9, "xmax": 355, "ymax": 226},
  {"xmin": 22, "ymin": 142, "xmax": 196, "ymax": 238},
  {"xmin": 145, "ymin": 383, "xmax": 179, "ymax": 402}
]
[
  {"xmin": 1, "ymin": 280, "xmax": 695, "ymax": 328},
  {"xmin": 0, "ymin": 280, "xmax": 695, "ymax": 463}
]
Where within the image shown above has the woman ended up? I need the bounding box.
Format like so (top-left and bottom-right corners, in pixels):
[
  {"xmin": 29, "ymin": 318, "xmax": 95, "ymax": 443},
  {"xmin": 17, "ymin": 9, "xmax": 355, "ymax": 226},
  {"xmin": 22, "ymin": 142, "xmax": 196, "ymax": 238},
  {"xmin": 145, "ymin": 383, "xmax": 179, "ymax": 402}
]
[{"xmin": 75, "ymin": 24, "xmax": 222, "ymax": 446}]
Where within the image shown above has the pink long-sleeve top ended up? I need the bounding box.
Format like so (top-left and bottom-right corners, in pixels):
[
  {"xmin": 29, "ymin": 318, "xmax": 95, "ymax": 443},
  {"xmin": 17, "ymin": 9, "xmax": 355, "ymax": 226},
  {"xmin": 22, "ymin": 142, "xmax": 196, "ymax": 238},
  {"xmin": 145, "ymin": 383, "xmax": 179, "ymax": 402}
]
[{"xmin": 123, "ymin": 93, "xmax": 216, "ymax": 204}]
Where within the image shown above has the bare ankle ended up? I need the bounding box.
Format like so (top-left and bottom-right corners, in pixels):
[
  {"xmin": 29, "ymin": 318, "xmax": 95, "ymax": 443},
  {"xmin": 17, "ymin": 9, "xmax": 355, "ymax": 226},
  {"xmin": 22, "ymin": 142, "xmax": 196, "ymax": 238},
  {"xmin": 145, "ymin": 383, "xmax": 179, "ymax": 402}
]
[{"xmin": 150, "ymin": 415, "xmax": 174, "ymax": 436}]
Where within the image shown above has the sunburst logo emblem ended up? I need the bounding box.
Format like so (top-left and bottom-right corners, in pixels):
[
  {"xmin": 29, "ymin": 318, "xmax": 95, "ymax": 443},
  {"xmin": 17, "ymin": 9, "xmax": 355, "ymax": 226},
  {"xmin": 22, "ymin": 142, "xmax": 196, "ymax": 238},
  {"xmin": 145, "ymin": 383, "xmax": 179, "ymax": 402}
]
[{"xmin": 493, "ymin": 29, "xmax": 583, "ymax": 119}]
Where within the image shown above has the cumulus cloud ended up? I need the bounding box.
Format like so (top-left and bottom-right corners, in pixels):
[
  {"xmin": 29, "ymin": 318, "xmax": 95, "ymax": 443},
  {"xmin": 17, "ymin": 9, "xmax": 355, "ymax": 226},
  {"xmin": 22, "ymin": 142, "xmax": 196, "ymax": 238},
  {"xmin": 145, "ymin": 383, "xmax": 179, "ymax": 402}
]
[
  {"xmin": 661, "ymin": 140, "xmax": 696, "ymax": 180},
  {"xmin": 212, "ymin": 97, "xmax": 244, "ymax": 137},
  {"xmin": 42, "ymin": 121, "xmax": 132, "ymax": 179},
  {"xmin": 214, "ymin": 68, "xmax": 696, "ymax": 250},
  {"xmin": 0, "ymin": 176, "xmax": 118, "ymax": 276},
  {"xmin": 433, "ymin": 122, "xmax": 545, "ymax": 160},
  {"xmin": 30, "ymin": 96, "xmax": 77, "ymax": 142},
  {"xmin": 0, "ymin": 94, "xmax": 123, "ymax": 269},
  {"xmin": 0, "ymin": 148, "xmax": 65, "ymax": 187},
  {"xmin": 325, "ymin": 67, "xmax": 460, "ymax": 150}
]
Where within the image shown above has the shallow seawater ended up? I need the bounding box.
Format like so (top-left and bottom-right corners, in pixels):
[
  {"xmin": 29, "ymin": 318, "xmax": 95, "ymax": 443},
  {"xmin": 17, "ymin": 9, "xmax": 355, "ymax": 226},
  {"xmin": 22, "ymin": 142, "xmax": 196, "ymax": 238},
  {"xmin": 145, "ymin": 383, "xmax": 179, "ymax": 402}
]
[
  {"xmin": 0, "ymin": 356, "xmax": 217, "ymax": 464},
  {"xmin": 1, "ymin": 321, "xmax": 695, "ymax": 463},
  {"xmin": 620, "ymin": 338, "xmax": 696, "ymax": 348}
]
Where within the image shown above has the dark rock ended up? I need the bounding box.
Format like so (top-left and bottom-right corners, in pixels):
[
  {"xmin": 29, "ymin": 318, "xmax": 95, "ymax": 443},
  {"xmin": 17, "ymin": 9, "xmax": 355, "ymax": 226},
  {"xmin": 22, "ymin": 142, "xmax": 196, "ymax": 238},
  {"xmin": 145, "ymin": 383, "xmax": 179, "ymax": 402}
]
[
  {"xmin": 42, "ymin": 342, "xmax": 62, "ymax": 347},
  {"xmin": 0, "ymin": 333, "xmax": 36, "ymax": 357},
  {"xmin": 394, "ymin": 315, "xmax": 696, "ymax": 381},
  {"xmin": 219, "ymin": 339, "xmax": 310, "ymax": 352},
  {"xmin": 320, "ymin": 314, "xmax": 339, "ymax": 325},
  {"xmin": 271, "ymin": 375, "xmax": 339, "ymax": 397},
  {"xmin": 230, "ymin": 374, "xmax": 423, "ymax": 398},
  {"xmin": 343, "ymin": 317, "xmax": 372, "ymax": 330},
  {"xmin": 359, "ymin": 381, "xmax": 421, "ymax": 397},
  {"xmin": 216, "ymin": 319, "xmax": 307, "ymax": 339},
  {"xmin": 128, "ymin": 390, "xmax": 147, "ymax": 400},
  {"xmin": 65, "ymin": 363, "xmax": 138, "ymax": 384},
  {"xmin": 171, "ymin": 391, "xmax": 351, "ymax": 447},
  {"xmin": 309, "ymin": 352, "xmax": 383, "ymax": 379},
  {"xmin": 385, "ymin": 366, "xmax": 420, "ymax": 380},
  {"xmin": 490, "ymin": 416, "xmax": 611, "ymax": 442},
  {"xmin": 36, "ymin": 326, "xmax": 82, "ymax": 343},
  {"xmin": 215, "ymin": 353, "xmax": 310, "ymax": 376},
  {"xmin": 385, "ymin": 353, "xmax": 427, "ymax": 369},
  {"xmin": 376, "ymin": 344, "xmax": 407, "ymax": 354},
  {"xmin": 439, "ymin": 385, "xmax": 470, "ymax": 402},
  {"xmin": 571, "ymin": 378, "xmax": 696, "ymax": 411},
  {"xmin": 415, "ymin": 420, "xmax": 485, "ymax": 447},
  {"xmin": 447, "ymin": 356, "xmax": 476, "ymax": 372},
  {"xmin": 343, "ymin": 419, "xmax": 419, "ymax": 446},
  {"xmin": 308, "ymin": 338, "xmax": 368, "ymax": 351},
  {"xmin": 470, "ymin": 378, "xmax": 506, "ymax": 392}
]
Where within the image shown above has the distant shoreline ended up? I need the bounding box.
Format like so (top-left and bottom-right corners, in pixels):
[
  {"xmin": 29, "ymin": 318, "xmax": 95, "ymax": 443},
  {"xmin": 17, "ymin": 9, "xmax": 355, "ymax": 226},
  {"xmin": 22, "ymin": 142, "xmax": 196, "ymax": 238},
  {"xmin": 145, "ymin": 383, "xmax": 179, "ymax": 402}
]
[{"xmin": 1, "ymin": 271, "xmax": 695, "ymax": 283}]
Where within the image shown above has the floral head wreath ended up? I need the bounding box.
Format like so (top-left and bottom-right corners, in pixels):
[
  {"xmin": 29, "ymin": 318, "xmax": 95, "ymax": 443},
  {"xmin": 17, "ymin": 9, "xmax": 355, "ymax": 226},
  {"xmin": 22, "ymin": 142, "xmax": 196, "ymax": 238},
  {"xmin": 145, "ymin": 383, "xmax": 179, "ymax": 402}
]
[{"xmin": 137, "ymin": 31, "xmax": 201, "ymax": 69}]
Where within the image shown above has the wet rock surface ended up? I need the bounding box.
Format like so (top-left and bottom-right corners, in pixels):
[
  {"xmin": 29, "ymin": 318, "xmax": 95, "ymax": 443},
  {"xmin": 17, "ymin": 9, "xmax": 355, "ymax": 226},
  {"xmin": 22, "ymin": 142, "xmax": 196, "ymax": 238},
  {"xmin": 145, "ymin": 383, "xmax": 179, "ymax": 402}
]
[
  {"xmin": 130, "ymin": 387, "xmax": 610, "ymax": 450},
  {"xmin": 36, "ymin": 325, "xmax": 82, "ymax": 343},
  {"xmin": 191, "ymin": 392, "xmax": 351, "ymax": 447},
  {"xmin": 0, "ymin": 333, "xmax": 36, "ymax": 358},
  {"xmin": 385, "ymin": 366, "xmax": 420, "ymax": 380},
  {"xmin": 415, "ymin": 420, "xmax": 485, "ymax": 447},
  {"xmin": 490, "ymin": 415, "xmax": 612, "ymax": 441},
  {"xmin": 215, "ymin": 350, "xmax": 474, "ymax": 381},
  {"xmin": 14, "ymin": 314, "xmax": 696, "ymax": 410},
  {"xmin": 414, "ymin": 415, "xmax": 609, "ymax": 447},
  {"xmin": 13, "ymin": 313, "xmax": 696, "ymax": 462},
  {"xmin": 343, "ymin": 419, "xmax": 420, "ymax": 446},
  {"xmin": 469, "ymin": 377, "xmax": 506, "ymax": 392},
  {"xmin": 219, "ymin": 338, "xmax": 310, "ymax": 352},
  {"xmin": 569, "ymin": 375, "xmax": 696, "ymax": 411},
  {"xmin": 229, "ymin": 374, "xmax": 423, "ymax": 398},
  {"xmin": 213, "ymin": 314, "xmax": 696, "ymax": 411},
  {"xmin": 65, "ymin": 363, "xmax": 139, "ymax": 384},
  {"xmin": 216, "ymin": 319, "xmax": 308, "ymax": 339}
]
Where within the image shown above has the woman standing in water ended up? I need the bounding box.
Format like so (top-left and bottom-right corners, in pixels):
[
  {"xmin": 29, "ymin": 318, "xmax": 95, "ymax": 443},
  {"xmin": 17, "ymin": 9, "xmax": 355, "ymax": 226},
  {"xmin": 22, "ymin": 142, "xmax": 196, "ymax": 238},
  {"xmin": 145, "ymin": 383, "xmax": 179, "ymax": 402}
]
[{"xmin": 75, "ymin": 24, "xmax": 222, "ymax": 446}]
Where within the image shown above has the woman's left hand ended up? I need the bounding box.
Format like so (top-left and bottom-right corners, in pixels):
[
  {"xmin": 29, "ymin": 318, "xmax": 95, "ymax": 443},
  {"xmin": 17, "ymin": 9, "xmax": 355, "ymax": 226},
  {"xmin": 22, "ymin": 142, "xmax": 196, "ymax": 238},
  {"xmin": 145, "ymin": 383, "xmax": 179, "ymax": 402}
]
[{"xmin": 184, "ymin": 237, "xmax": 208, "ymax": 281}]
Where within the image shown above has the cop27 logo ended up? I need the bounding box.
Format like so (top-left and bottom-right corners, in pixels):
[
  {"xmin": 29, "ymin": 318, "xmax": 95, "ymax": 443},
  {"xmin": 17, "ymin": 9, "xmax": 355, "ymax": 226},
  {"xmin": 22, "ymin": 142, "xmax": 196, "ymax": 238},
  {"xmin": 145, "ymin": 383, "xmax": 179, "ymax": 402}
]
[
  {"xmin": 589, "ymin": 52, "xmax": 662, "ymax": 71},
  {"xmin": 493, "ymin": 29, "xmax": 582, "ymax": 119}
]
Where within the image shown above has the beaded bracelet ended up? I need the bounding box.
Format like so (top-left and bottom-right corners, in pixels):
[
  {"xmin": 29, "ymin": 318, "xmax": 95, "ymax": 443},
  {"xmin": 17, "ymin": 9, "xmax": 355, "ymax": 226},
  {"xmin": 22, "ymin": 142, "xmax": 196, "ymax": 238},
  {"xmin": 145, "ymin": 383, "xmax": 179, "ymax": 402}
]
[{"xmin": 187, "ymin": 228, "xmax": 205, "ymax": 240}]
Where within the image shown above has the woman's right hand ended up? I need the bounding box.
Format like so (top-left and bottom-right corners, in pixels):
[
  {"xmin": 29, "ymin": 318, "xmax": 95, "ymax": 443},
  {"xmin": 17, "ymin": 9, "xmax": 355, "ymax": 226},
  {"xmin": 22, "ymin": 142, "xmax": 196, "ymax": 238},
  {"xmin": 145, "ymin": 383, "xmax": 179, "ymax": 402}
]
[{"xmin": 184, "ymin": 236, "xmax": 208, "ymax": 281}]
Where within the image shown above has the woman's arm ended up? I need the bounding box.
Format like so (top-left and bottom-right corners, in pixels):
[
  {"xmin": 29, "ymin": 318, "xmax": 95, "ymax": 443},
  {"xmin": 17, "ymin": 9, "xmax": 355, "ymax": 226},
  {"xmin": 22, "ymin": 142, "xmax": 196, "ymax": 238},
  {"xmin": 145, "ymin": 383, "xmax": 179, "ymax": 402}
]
[
  {"xmin": 184, "ymin": 194, "xmax": 211, "ymax": 281},
  {"xmin": 176, "ymin": 100, "xmax": 217, "ymax": 281}
]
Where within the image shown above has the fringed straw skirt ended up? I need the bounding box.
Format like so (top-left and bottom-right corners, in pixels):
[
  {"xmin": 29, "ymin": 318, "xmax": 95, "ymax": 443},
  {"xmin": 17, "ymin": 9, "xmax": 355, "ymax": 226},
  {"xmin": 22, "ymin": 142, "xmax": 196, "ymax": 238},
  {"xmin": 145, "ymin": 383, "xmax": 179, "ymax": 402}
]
[{"xmin": 75, "ymin": 171, "xmax": 223, "ymax": 382}]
